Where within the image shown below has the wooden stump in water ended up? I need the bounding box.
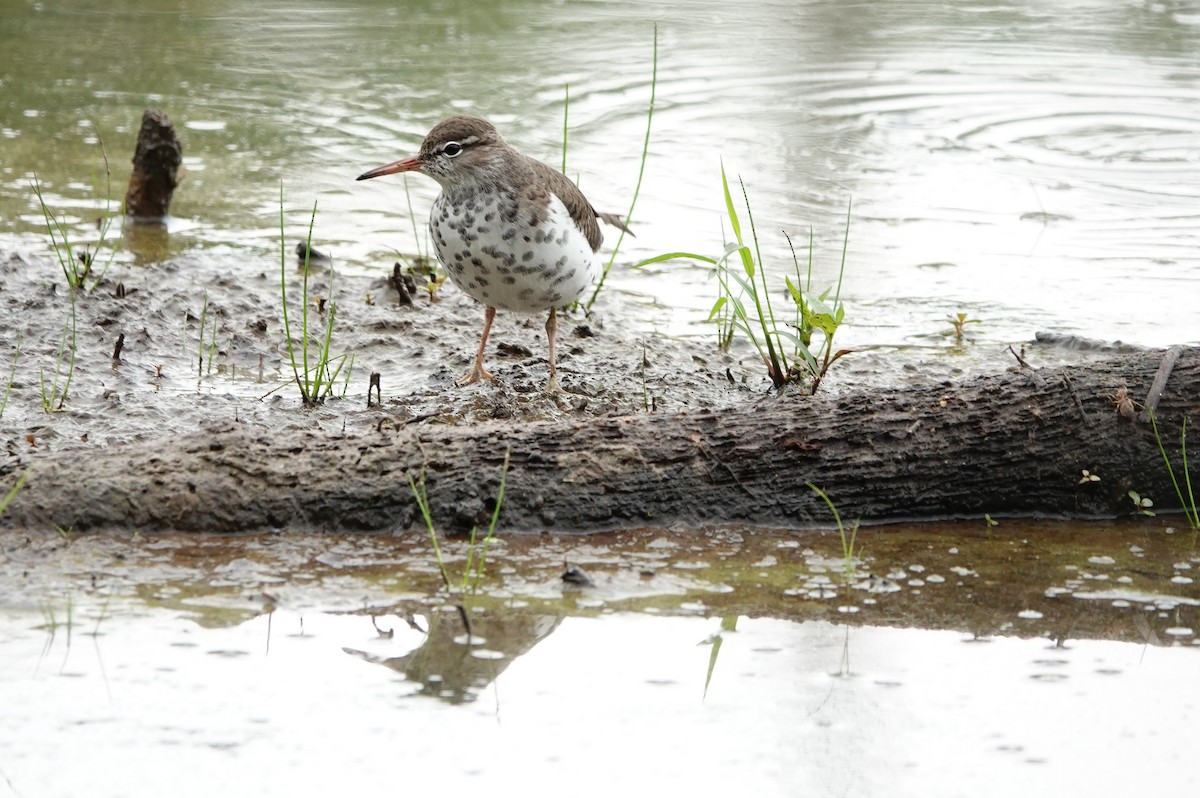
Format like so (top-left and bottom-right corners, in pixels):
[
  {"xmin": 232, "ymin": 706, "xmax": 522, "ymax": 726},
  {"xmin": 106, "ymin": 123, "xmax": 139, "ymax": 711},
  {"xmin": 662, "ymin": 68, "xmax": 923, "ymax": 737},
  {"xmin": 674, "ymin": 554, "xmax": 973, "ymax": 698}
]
[{"xmin": 124, "ymin": 108, "xmax": 182, "ymax": 219}]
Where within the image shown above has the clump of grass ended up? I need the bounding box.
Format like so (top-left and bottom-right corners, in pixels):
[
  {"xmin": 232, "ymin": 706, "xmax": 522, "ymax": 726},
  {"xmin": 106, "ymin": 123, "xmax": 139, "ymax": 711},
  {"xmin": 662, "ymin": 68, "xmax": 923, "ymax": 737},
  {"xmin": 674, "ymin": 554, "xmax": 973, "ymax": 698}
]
[
  {"xmin": 279, "ymin": 188, "xmax": 354, "ymax": 406},
  {"xmin": 30, "ymin": 138, "xmax": 123, "ymax": 412},
  {"xmin": 807, "ymin": 482, "xmax": 860, "ymax": 578},
  {"xmin": 584, "ymin": 23, "xmax": 657, "ymax": 311},
  {"xmin": 196, "ymin": 290, "xmax": 219, "ymax": 377},
  {"xmin": 638, "ymin": 168, "xmax": 852, "ymax": 394},
  {"xmin": 31, "ymin": 133, "xmax": 121, "ymax": 295},
  {"xmin": 1149, "ymin": 412, "xmax": 1198, "ymax": 529},
  {"xmin": 408, "ymin": 448, "xmax": 511, "ymax": 594},
  {"xmin": 31, "ymin": 183, "xmax": 83, "ymax": 412}
]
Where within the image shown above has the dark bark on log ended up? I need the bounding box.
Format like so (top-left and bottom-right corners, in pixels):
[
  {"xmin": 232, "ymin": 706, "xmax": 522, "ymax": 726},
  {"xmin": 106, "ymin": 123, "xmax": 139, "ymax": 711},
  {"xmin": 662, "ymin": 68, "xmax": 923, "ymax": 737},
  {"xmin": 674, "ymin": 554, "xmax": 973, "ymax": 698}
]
[
  {"xmin": 3, "ymin": 348, "xmax": 1198, "ymax": 534},
  {"xmin": 124, "ymin": 109, "xmax": 182, "ymax": 219}
]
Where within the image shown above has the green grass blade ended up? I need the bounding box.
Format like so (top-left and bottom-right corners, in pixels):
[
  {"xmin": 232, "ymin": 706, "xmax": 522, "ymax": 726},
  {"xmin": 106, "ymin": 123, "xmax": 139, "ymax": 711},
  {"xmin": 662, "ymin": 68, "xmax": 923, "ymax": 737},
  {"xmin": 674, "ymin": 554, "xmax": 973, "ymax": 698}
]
[
  {"xmin": 279, "ymin": 184, "xmax": 302, "ymax": 398},
  {"xmin": 408, "ymin": 471, "xmax": 453, "ymax": 592},
  {"xmin": 0, "ymin": 330, "xmax": 19, "ymax": 419},
  {"xmin": 586, "ymin": 23, "xmax": 657, "ymax": 310},
  {"xmin": 632, "ymin": 251, "xmax": 719, "ymax": 269},
  {"xmin": 0, "ymin": 470, "xmax": 28, "ymax": 517},
  {"xmin": 1182, "ymin": 417, "xmax": 1198, "ymax": 528},
  {"xmin": 470, "ymin": 447, "xmax": 511, "ymax": 593},
  {"xmin": 561, "ymin": 83, "xmax": 569, "ymax": 175}
]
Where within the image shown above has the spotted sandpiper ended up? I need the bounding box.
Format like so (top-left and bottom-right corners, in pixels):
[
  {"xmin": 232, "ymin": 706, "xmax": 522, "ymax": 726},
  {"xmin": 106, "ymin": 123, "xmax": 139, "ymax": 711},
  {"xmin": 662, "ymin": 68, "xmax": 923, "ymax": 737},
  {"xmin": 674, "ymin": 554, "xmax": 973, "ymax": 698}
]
[{"xmin": 357, "ymin": 115, "xmax": 630, "ymax": 391}]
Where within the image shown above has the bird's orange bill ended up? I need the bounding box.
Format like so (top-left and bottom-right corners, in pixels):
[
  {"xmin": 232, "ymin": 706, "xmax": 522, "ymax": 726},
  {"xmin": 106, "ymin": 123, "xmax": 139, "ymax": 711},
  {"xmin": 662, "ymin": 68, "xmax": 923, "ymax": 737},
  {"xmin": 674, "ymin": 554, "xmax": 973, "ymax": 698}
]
[{"xmin": 356, "ymin": 156, "xmax": 420, "ymax": 181}]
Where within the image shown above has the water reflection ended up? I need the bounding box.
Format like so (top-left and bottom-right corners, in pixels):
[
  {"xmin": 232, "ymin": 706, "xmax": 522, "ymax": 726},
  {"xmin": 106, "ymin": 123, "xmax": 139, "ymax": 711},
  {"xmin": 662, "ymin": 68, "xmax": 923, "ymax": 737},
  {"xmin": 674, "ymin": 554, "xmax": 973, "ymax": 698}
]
[
  {"xmin": 0, "ymin": 522, "xmax": 1197, "ymax": 793},
  {"xmin": 342, "ymin": 606, "xmax": 561, "ymax": 704}
]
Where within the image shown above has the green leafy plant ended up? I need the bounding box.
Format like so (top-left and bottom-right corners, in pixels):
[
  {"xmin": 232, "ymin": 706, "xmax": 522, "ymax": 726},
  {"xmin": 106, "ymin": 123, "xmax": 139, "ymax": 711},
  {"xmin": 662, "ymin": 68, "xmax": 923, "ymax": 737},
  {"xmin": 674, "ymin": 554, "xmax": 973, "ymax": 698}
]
[
  {"xmin": 1149, "ymin": 412, "xmax": 1198, "ymax": 529},
  {"xmin": 1128, "ymin": 490, "xmax": 1155, "ymax": 517},
  {"xmin": 408, "ymin": 448, "xmax": 511, "ymax": 594},
  {"xmin": 808, "ymin": 482, "xmax": 860, "ymax": 578},
  {"xmin": 638, "ymin": 169, "xmax": 852, "ymax": 393},
  {"xmin": 279, "ymin": 190, "xmax": 354, "ymax": 406},
  {"xmin": 945, "ymin": 312, "xmax": 981, "ymax": 342}
]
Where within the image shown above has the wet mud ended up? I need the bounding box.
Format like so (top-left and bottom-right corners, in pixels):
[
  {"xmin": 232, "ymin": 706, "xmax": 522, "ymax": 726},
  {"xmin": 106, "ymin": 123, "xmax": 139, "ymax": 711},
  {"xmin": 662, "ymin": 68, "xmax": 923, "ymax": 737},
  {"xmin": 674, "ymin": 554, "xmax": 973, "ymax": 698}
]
[
  {"xmin": 0, "ymin": 241, "xmax": 992, "ymax": 530},
  {"xmin": 1, "ymin": 243, "xmax": 1194, "ymax": 535}
]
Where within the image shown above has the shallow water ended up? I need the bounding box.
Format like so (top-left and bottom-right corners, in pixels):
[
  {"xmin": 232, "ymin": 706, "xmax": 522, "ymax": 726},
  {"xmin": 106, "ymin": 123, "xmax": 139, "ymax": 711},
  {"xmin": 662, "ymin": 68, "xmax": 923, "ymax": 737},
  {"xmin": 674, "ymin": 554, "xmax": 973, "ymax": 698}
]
[
  {"xmin": 2, "ymin": 0, "xmax": 1198, "ymax": 354},
  {"xmin": 2, "ymin": 523, "xmax": 1197, "ymax": 796}
]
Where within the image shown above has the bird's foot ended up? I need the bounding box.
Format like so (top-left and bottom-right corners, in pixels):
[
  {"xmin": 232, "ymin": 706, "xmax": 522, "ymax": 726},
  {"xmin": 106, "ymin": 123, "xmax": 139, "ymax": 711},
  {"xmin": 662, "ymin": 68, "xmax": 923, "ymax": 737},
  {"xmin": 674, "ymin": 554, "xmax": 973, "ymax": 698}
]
[
  {"xmin": 455, "ymin": 365, "xmax": 494, "ymax": 387},
  {"xmin": 545, "ymin": 374, "xmax": 563, "ymax": 394}
]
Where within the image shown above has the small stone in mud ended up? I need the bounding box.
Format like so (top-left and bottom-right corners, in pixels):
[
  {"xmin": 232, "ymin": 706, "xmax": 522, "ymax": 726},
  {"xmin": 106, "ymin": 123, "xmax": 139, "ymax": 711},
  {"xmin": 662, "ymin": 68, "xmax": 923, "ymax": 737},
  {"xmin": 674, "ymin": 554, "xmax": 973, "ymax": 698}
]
[
  {"xmin": 496, "ymin": 342, "xmax": 533, "ymax": 358},
  {"xmin": 573, "ymin": 324, "xmax": 595, "ymax": 338},
  {"xmin": 295, "ymin": 241, "xmax": 332, "ymax": 266},
  {"xmin": 562, "ymin": 563, "xmax": 594, "ymax": 587}
]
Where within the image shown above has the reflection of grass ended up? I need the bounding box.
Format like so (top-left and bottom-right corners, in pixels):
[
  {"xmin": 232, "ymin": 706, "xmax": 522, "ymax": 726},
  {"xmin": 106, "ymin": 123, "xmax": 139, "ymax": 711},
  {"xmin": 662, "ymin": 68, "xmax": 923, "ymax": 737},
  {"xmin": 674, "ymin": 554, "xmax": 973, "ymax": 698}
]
[
  {"xmin": 279, "ymin": 189, "xmax": 354, "ymax": 405},
  {"xmin": 408, "ymin": 448, "xmax": 511, "ymax": 594},
  {"xmin": 703, "ymin": 615, "xmax": 738, "ymax": 700},
  {"xmin": 1149, "ymin": 412, "xmax": 1198, "ymax": 529},
  {"xmin": 37, "ymin": 595, "xmax": 74, "ymax": 675}
]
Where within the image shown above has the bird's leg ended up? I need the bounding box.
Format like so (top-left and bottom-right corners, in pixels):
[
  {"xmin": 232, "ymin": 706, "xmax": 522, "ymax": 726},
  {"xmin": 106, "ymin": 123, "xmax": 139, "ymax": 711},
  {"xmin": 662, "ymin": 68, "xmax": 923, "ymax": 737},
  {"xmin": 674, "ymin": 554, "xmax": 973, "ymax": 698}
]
[
  {"xmin": 457, "ymin": 305, "xmax": 496, "ymax": 386},
  {"xmin": 545, "ymin": 307, "xmax": 562, "ymax": 393}
]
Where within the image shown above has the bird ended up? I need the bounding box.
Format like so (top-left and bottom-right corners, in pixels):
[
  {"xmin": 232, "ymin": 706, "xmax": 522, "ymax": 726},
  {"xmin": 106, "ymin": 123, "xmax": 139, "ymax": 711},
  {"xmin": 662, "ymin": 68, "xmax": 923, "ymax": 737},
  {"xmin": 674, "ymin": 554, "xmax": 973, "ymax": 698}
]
[{"xmin": 357, "ymin": 115, "xmax": 631, "ymax": 391}]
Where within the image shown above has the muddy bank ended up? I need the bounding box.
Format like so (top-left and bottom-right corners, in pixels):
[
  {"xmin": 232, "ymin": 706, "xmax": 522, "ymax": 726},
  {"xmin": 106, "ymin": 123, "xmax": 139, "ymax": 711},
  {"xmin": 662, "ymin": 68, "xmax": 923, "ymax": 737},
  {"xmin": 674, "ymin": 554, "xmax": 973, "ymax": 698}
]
[{"xmin": 1, "ymin": 245, "xmax": 1196, "ymax": 534}]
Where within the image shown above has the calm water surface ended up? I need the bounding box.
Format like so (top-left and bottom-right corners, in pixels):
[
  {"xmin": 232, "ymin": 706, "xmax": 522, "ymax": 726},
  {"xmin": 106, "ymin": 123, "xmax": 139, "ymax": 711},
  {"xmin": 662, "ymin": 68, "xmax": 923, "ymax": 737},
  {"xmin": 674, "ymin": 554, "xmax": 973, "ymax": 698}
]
[{"xmin": 1, "ymin": 0, "xmax": 1198, "ymax": 348}]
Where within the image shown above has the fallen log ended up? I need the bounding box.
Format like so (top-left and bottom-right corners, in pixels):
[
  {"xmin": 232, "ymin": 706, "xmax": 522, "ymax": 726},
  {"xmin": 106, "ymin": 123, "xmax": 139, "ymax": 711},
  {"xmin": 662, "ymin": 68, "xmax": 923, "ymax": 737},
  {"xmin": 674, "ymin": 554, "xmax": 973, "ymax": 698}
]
[
  {"xmin": 124, "ymin": 108, "xmax": 182, "ymax": 219},
  {"xmin": 2, "ymin": 347, "xmax": 1197, "ymax": 534}
]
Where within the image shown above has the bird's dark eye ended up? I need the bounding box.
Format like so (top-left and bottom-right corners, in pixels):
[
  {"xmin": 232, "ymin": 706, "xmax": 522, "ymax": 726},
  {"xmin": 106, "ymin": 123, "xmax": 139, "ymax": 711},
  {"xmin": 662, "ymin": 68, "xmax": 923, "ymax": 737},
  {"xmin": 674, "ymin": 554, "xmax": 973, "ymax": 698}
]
[{"xmin": 442, "ymin": 141, "xmax": 463, "ymax": 158}]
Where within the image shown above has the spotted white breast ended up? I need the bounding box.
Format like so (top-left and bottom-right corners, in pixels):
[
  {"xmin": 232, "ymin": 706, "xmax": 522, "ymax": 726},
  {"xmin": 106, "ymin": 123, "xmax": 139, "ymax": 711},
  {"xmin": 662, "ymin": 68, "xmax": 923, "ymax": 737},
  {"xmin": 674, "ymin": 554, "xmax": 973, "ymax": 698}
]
[{"xmin": 430, "ymin": 189, "xmax": 599, "ymax": 314}]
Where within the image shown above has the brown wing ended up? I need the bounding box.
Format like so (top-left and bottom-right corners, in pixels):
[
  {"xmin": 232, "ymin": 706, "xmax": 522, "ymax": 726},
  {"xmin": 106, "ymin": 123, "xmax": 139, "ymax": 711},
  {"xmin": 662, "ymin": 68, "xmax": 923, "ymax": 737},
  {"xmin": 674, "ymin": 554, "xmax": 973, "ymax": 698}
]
[{"xmin": 525, "ymin": 157, "xmax": 632, "ymax": 252}]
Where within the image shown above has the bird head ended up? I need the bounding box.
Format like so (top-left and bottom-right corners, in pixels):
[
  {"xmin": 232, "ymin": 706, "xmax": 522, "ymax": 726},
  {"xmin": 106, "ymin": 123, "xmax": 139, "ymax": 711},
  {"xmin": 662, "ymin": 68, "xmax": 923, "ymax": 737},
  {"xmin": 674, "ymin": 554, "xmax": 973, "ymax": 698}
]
[{"xmin": 356, "ymin": 115, "xmax": 505, "ymax": 188}]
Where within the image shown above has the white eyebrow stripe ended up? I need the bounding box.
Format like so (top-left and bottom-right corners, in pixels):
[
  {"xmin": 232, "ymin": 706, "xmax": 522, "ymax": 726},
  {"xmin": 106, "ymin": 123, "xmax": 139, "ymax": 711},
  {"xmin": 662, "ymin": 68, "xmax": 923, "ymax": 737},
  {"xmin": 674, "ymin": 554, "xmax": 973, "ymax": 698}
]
[{"xmin": 448, "ymin": 135, "xmax": 481, "ymax": 150}]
